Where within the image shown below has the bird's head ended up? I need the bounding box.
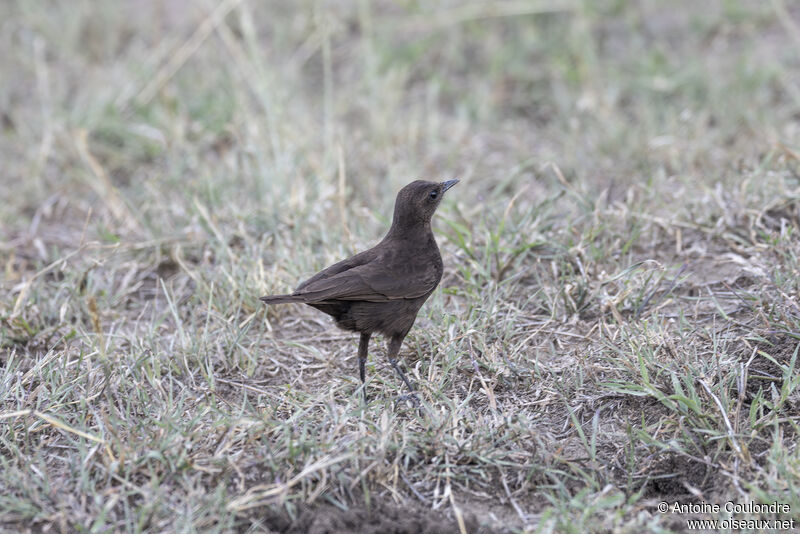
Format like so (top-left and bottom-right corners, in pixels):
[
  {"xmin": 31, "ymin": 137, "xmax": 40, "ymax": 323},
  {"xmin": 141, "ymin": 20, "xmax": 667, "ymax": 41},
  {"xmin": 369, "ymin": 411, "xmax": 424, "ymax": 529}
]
[{"xmin": 390, "ymin": 179, "xmax": 459, "ymax": 232}]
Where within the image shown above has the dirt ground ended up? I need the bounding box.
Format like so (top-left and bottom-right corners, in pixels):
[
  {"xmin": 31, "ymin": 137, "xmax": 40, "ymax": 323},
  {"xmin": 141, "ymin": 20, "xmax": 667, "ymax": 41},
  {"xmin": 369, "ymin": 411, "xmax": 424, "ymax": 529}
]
[{"xmin": 243, "ymin": 501, "xmax": 501, "ymax": 534}]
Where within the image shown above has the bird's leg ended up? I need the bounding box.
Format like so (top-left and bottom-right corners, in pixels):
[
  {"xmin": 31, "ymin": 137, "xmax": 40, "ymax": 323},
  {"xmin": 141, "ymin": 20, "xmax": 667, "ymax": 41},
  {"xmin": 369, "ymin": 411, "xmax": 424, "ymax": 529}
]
[
  {"xmin": 358, "ymin": 332, "xmax": 371, "ymax": 402},
  {"xmin": 387, "ymin": 334, "xmax": 420, "ymax": 406},
  {"xmin": 387, "ymin": 334, "xmax": 413, "ymax": 391}
]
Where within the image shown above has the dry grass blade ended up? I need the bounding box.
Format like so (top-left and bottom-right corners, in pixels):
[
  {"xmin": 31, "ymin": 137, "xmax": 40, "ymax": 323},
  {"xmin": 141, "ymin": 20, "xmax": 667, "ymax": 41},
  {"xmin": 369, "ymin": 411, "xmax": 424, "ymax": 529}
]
[
  {"xmin": 226, "ymin": 453, "xmax": 354, "ymax": 512},
  {"xmin": 0, "ymin": 410, "xmax": 104, "ymax": 444},
  {"xmin": 134, "ymin": 0, "xmax": 244, "ymax": 107}
]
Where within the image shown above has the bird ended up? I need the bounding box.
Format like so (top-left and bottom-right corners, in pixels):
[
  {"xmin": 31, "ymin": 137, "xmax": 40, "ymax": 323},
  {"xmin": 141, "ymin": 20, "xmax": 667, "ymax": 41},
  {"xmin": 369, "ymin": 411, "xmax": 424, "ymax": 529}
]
[{"xmin": 260, "ymin": 179, "xmax": 458, "ymax": 401}]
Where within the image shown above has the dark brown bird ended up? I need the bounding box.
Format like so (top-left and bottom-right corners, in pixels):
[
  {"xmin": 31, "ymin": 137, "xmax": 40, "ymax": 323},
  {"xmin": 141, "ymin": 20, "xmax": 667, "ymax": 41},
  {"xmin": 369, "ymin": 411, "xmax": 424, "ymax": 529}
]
[{"xmin": 260, "ymin": 179, "xmax": 458, "ymax": 399}]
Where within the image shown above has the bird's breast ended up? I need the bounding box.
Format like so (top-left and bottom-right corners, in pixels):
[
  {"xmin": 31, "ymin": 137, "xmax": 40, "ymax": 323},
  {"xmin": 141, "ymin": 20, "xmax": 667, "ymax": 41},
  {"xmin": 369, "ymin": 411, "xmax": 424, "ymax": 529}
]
[
  {"xmin": 400, "ymin": 246, "xmax": 443, "ymax": 284},
  {"xmin": 380, "ymin": 233, "xmax": 444, "ymax": 287}
]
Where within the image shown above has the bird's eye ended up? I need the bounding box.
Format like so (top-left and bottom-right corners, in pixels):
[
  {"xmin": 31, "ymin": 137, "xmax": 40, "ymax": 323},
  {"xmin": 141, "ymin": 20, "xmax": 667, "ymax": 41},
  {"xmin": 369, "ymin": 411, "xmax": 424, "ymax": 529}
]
[{"xmin": 429, "ymin": 190, "xmax": 439, "ymax": 199}]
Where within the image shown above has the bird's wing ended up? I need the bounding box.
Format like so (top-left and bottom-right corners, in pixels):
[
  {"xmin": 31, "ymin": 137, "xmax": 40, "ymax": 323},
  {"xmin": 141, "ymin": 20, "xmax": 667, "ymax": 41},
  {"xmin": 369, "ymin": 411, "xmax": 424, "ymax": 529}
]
[
  {"xmin": 295, "ymin": 249, "xmax": 377, "ymax": 292},
  {"xmin": 293, "ymin": 249, "xmax": 440, "ymax": 303}
]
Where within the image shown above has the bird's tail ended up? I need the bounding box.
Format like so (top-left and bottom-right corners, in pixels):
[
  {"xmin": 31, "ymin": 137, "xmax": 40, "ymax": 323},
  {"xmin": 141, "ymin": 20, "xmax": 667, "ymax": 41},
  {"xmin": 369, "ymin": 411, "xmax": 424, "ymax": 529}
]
[{"xmin": 260, "ymin": 294, "xmax": 306, "ymax": 305}]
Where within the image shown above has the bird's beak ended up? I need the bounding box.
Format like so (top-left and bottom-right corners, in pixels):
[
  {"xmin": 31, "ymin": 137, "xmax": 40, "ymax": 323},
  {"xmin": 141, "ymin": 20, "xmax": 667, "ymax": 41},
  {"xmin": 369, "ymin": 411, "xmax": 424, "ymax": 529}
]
[{"xmin": 441, "ymin": 179, "xmax": 459, "ymax": 193}]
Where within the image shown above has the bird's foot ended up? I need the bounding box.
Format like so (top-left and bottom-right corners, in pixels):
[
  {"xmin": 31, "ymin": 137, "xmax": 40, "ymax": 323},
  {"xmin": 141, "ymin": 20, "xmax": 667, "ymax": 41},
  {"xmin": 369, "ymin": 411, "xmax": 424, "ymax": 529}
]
[
  {"xmin": 394, "ymin": 392, "xmax": 421, "ymax": 408},
  {"xmin": 356, "ymin": 384, "xmax": 369, "ymax": 406}
]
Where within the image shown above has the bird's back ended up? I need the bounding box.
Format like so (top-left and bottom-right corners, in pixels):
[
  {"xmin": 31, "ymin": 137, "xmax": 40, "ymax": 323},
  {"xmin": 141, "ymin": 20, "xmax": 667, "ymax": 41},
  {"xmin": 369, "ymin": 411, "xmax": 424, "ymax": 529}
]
[{"xmin": 298, "ymin": 231, "xmax": 443, "ymax": 336}]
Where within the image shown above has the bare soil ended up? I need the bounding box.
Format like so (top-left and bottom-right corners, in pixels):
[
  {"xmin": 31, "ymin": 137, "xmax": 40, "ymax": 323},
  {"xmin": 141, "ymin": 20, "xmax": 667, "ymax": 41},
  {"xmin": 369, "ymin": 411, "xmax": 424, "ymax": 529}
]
[{"xmin": 240, "ymin": 500, "xmax": 503, "ymax": 534}]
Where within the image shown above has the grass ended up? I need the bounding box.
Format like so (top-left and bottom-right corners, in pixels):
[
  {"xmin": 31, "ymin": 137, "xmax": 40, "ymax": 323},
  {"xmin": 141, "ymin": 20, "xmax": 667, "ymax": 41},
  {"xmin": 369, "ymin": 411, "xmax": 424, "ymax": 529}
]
[{"xmin": 1, "ymin": 0, "xmax": 800, "ymax": 532}]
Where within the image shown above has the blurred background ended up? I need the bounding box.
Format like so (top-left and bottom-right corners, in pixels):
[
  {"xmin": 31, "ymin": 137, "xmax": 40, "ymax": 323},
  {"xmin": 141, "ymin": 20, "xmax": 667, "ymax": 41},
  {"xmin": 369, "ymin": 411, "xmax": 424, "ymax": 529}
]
[{"xmin": 3, "ymin": 0, "xmax": 797, "ymax": 252}]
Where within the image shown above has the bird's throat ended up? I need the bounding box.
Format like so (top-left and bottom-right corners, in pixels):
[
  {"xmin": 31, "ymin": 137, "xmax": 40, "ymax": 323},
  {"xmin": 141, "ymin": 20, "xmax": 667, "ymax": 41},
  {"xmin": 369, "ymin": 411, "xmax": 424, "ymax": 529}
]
[{"xmin": 385, "ymin": 216, "xmax": 431, "ymax": 241}]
